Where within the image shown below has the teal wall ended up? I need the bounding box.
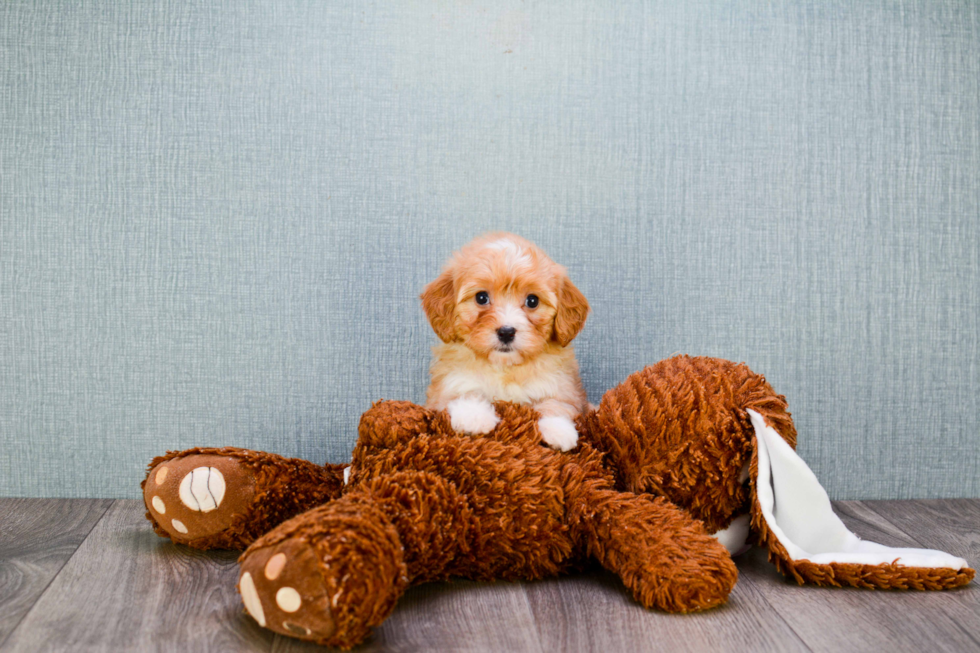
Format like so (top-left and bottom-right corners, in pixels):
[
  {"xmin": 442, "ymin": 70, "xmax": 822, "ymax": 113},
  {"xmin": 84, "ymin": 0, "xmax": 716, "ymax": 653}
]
[{"xmin": 1, "ymin": 0, "xmax": 978, "ymax": 498}]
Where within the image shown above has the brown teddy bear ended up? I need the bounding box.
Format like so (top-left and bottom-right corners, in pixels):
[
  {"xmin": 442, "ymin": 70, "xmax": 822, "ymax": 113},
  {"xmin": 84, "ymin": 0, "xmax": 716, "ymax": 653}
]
[{"xmin": 142, "ymin": 355, "xmax": 974, "ymax": 649}]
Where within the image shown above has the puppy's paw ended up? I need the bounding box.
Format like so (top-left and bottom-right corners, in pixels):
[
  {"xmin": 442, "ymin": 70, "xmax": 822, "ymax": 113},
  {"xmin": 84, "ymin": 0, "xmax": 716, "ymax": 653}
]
[
  {"xmin": 538, "ymin": 416, "xmax": 579, "ymax": 452},
  {"xmin": 447, "ymin": 397, "xmax": 500, "ymax": 435}
]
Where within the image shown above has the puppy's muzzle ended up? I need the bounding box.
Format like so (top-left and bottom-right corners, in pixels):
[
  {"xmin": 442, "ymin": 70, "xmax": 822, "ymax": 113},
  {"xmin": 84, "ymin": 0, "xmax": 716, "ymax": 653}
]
[{"xmin": 496, "ymin": 326, "xmax": 517, "ymax": 344}]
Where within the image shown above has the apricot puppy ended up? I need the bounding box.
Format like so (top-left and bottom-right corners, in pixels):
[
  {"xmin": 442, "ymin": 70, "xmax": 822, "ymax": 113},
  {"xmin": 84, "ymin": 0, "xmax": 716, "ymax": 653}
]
[{"xmin": 421, "ymin": 233, "xmax": 590, "ymax": 451}]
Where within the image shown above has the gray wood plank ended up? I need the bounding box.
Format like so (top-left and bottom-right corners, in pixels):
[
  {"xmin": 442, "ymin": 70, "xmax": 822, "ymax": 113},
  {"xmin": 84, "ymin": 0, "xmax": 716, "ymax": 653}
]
[
  {"xmin": 861, "ymin": 499, "xmax": 980, "ymax": 566},
  {"xmin": 0, "ymin": 498, "xmax": 113, "ymax": 648},
  {"xmin": 0, "ymin": 499, "xmax": 273, "ymax": 653},
  {"xmin": 862, "ymin": 499, "xmax": 980, "ymax": 647},
  {"xmin": 271, "ymin": 580, "xmax": 545, "ymax": 653},
  {"xmin": 522, "ymin": 562, "xmax": 807, "ymax": 653},
  {"xmin": 1, "ymin": 499, "xmax": 976, "ymax": 652},
  {"xmin": 735, "ymin": 499, "xmax": 980, "ymax": 653}
]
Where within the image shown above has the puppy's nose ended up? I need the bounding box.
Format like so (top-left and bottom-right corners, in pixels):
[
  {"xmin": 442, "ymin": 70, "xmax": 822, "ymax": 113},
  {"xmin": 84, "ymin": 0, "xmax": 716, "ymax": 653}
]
[{"xmin": 496, "ymin": 326, "xmax": 517, "ymax": 344}]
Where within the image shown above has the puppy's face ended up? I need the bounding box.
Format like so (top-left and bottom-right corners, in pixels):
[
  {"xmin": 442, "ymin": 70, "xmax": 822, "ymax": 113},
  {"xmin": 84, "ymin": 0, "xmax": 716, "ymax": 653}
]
[{"xmin": 421, "ymin": 234, "xmax": 589, "ymax": 365}]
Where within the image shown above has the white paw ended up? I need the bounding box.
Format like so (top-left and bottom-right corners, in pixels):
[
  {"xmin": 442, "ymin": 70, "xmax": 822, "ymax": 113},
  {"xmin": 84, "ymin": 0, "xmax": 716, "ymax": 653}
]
[
  {"xmin": 538, "ymin": 416, "xmax": 579, "ymax": 452},
  {"xmin": 447, "ymin": 397, "xmax": 500, "ymax": 434}
]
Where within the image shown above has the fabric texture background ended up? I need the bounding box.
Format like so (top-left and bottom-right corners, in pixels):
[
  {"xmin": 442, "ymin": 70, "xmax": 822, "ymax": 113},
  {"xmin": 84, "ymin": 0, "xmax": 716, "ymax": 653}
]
[{"xmin": 1, "ymin": 0, "xmax": 978, "ymax": 499}]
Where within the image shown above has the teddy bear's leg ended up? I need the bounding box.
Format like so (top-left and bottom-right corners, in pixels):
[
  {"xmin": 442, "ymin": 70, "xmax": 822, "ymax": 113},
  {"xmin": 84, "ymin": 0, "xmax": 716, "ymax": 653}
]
[
  {"xmin": 569, "ymin": 484, "xmax": 738, "ymax": 613},
  {"xmin": 143, "ymin": 447, "xmax": 346, "ymax": 550},
  {"xmin": 236, "ymin": 470, "xmax": 469, "ymax": 648}
]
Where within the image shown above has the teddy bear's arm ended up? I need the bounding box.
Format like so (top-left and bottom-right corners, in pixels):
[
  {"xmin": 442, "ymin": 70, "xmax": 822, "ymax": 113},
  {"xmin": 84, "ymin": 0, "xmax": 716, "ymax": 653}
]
[
  {"xmin": 354, "ymin": 400, "xmax": 549, "ymax": 461},
  {"xmin": 355, "ymin": 400, "xmax": 445, "ymax": 457},
  {"xmin": 569, "ymin": 483, "xmax": 738, "ymax": 613}
]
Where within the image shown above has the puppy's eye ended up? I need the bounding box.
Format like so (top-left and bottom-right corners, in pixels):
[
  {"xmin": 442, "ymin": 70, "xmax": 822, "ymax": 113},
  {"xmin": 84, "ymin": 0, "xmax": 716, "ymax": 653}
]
[
  {"xmin": 475, "ymin": 291, "xmax": 490, "ymax": 305},
  {"xmin": 525, "ymin": 294, "xmax": 539, "ymax": 309}
]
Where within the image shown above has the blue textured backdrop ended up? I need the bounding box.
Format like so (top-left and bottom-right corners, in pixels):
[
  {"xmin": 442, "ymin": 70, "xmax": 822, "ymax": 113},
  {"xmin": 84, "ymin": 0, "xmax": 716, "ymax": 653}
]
[{"xmin": 1, "ymin": 0, "xmax": 978, "ymax": 499}]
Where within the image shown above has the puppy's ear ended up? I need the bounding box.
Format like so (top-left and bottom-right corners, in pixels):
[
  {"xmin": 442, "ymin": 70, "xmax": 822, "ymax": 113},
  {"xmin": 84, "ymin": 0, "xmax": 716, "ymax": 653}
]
[
  {"xmin": 553, "ymin": 275, "xmax": 589, "ymax": 347},
  {"xmin": 421, "ymin": 268, "xmax": 458, "ymax": 343}
]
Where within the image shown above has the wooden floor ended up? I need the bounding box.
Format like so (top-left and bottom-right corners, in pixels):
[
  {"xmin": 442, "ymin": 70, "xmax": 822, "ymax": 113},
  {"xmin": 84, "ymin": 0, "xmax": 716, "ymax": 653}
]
[{"xmin": 0, "ymin": 499, "xmax": 977, "ymax": 652}]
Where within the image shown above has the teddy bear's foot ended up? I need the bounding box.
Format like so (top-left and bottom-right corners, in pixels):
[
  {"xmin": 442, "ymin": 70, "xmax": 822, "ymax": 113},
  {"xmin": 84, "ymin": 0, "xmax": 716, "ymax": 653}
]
[
  {"xmin": 237, "ymin": 489, "xmax": 409, "ymax": 649},
  {"xmin": 144, "ymin": 452, "xmax": 256, "ymax": 546},
  {"xmin": 238, "ymin": 536, "xmax": 335, "ymax": 641},
  {"xmin": 237, "ymin": 470, "xmax": 470, "ymax": 647},
  {"xmin": 143, "ymin": 447, "xmax": 346, "ymax": 550}
]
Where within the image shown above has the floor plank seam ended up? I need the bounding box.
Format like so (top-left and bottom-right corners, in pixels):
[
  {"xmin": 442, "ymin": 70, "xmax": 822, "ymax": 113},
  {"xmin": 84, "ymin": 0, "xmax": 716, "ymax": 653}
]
[
  {"xmin": 0, "ymin": 499, "xmax": 116, "ymax": 652},
  {"xmin": 856, "ymin": 501, "xmax": 929, "ymax": 549},
  {"xmin": 517, "ymin": 581, "xmax": 548, "ymax": 653},
  {"xmin": 738, "ymin": 553, "xmax": 816, "ymax": 653},
  {"xmin": 1, "ymin": 499, "xmax": 974, "ymax": 652},
  {"xmin": 858, "ymin": 500, "xmax": 980, "ymax": 650},
  {"xmin": 950, "ymin": 618, "xmax": 980, "ymax": 650}
]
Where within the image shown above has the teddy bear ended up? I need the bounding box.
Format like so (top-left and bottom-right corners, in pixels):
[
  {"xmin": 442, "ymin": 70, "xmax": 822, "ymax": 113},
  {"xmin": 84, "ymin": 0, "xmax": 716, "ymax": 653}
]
[{"xmin": 142, "ymin": 355, "xmax": 974, "ymax": 649}]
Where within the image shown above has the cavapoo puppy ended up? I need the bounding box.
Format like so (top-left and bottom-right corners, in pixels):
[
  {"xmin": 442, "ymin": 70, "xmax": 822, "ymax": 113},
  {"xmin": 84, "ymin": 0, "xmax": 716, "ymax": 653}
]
[{"xmin": 421, "ymin": 233, "xmax": 590, "ymax": 451}]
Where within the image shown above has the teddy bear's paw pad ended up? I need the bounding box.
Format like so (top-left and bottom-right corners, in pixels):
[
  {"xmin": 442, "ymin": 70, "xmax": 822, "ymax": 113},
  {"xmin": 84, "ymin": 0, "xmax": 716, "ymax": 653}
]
[
  {"xmin": 178, "ymin": 466, "xmax": 225, "ymax": 512},
  {"xmin": 144, "ymin": 454, "xmax": 255, "ymax": 543},
  {"xmin": 238, "ymin": 540, "xmax": 334, "ymax": 641}
]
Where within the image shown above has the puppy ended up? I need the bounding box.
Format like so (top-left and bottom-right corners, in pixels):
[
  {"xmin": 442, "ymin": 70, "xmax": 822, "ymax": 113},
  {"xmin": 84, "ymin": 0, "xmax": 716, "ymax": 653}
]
[{"xmin": 421, "ymin": 233, "xmax": 590, "ymax": 451}]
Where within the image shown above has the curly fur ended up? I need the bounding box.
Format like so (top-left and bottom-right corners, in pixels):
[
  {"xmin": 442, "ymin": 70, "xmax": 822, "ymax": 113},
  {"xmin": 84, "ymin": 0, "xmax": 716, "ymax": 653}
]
[{"xmin": 143, "ymin": 355, "xmax": 974, "ymax": 649}]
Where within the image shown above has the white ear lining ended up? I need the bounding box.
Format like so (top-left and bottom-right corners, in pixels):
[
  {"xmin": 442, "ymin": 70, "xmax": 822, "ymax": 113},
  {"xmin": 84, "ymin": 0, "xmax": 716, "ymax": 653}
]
[{"xmin": 749, "ymin": 409, "xmax": 967, "ymax": 570}]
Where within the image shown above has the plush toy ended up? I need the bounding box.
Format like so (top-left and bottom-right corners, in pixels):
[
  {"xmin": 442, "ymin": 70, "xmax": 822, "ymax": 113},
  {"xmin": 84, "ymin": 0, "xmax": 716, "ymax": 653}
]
[{"xmin": 142, "ymin": 355, "xmax": 973, "ymax": 649}]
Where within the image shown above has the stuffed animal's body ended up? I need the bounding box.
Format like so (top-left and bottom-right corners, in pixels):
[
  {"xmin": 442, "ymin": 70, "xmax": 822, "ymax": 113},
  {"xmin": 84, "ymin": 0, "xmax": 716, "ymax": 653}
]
[{"xmin": 143, "ymin": 356, "xmax": 973, "ymax": 648}]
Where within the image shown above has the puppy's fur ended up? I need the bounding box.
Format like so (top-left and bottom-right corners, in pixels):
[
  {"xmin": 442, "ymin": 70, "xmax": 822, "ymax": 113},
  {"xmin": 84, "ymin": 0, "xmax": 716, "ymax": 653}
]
[{"xmin": 421, "ymin": 233, "xmax": 589, "ymax": 451}]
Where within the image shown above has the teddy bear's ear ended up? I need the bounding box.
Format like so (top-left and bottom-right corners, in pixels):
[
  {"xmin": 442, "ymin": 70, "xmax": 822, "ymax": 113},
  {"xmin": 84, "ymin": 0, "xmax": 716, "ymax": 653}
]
[
  {"xmin": 553, "ymin": 274, "xmax": 589, "ymax": 347},
  {"xmin": 421, "ymin": 268, "xmax": 459, "ymax": 343}
]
